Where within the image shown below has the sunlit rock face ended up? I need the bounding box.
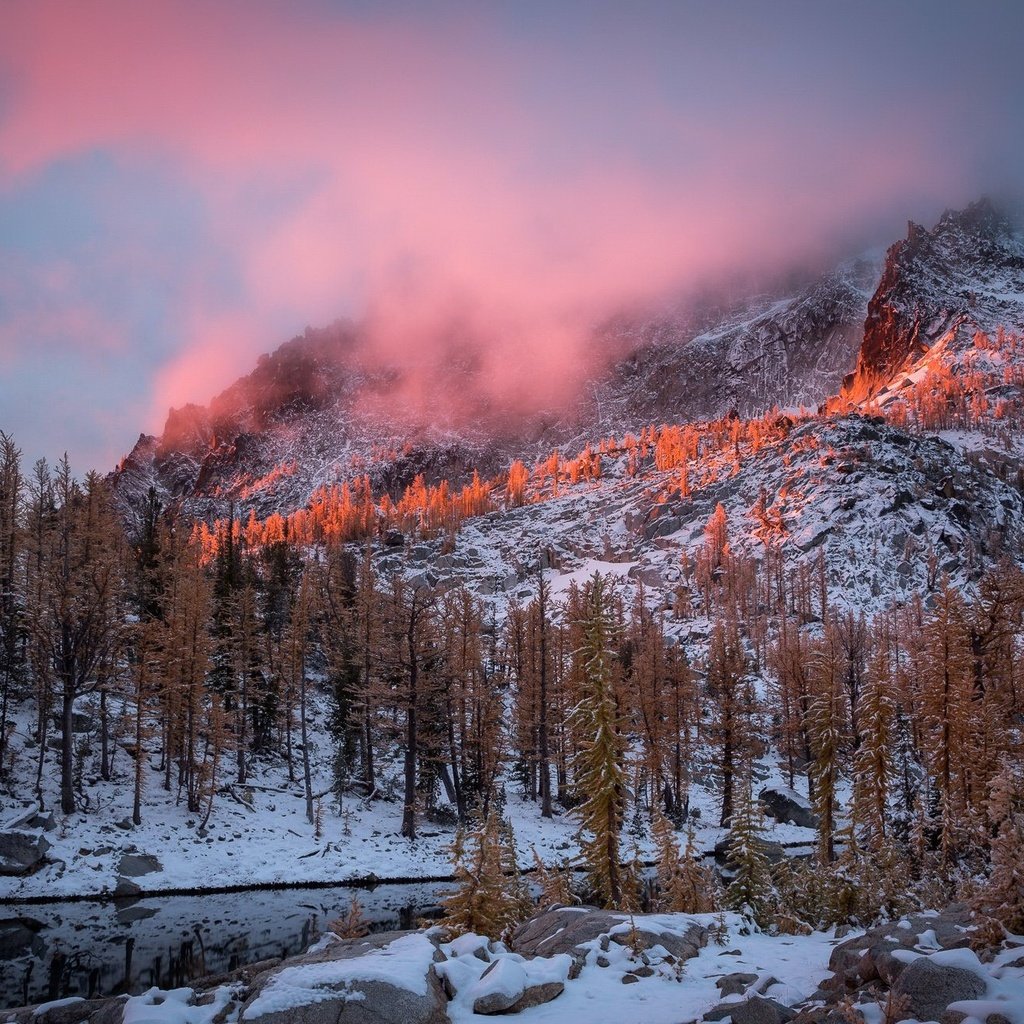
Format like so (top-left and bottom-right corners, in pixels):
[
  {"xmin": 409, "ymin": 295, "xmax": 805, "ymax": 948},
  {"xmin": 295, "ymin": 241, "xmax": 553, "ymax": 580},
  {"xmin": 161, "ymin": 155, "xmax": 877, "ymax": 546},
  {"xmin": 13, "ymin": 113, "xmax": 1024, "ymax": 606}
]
[{"xmin": 853, "ymin": 198, "xmax": 1024, "ymax": 388}]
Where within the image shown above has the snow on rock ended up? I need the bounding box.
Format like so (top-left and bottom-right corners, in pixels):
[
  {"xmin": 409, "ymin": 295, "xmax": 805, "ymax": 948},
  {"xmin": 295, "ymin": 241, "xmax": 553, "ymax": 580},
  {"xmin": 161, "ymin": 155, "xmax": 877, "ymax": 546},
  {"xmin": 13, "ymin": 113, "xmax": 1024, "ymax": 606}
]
[
  {"xmin": 890, "ymin": 956, "xmax": 989, "ymax": 1024},
  {"xmin": 123, "ymin": 985, "xmax": 238, "ymax": 1024},
  {"xmin": 758, "ymin": 788, "xmax": 819, "ymax": 831},
  {"xmin": 464, "ymin": 954, "xmax": 570, "ymax": 1015},
  {"xmin": 15, "ymin": 906, "xmax": 1020, "ymax": 1024},
  {"xmin": 239, "ymin": 931, "xmax": 446, "ymax": 1024}
]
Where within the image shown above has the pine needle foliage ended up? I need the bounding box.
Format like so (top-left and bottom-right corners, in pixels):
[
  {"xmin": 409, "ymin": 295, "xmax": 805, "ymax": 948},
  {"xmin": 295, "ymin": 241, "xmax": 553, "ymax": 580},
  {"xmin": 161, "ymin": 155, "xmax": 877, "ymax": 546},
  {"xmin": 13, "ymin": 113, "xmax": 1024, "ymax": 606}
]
[
  {"xmin": 651, "ymin": 806, "xmax": 720, "ymax": 913},
  {"xmin": 330, "ymin": 895, "xmax": 370, "ymax": 939},
  {"xmin": 531, "ymin": 848, "xmax": 576, "ymax": 908},
  {"xmin": 443, "ymin": 811, "xmax": 531, "ymax": 939},
  {"xmin": 724, "ymin": 778, "xmax": 775, "ymax": 925},
  {"xmin": 974, "ymin": 757, "xmax": 1024, "ymax": 931},
  {"xmin": 570, "ymin": 574, "xmax": 629, "ymax": 908}
]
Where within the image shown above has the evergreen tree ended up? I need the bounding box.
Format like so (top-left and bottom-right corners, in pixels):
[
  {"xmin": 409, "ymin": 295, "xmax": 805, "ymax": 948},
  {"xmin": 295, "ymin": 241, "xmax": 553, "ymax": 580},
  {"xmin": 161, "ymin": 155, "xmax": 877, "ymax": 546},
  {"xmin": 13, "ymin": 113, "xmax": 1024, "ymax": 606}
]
[
  {"xmin": 852, "ymin": 654, "xmax": 895, "ymax": 853},
  {"xmin": 570, "ymin": 574, "xmax": 628, "ymax": 907},
  {"xmin": 651, "ymin": 805, "xmax": 718, "ymax": 913},
  {"xmin": 975, "ymin": 757, "xmax": 1024, "ymax": 931},
  {"xmin": 443, "ymin": 811, "xmax": 530, "ymax": 938},
  {"xmin": 724, "ymin": 775, "xmax": 774, "ymax": 925}
]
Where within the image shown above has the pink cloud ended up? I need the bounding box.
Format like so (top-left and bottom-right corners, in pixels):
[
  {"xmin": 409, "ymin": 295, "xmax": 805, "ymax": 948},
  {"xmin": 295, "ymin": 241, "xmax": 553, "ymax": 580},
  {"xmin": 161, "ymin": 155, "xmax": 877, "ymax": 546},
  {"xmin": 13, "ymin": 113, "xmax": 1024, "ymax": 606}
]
[{"xmin": 0, "ymin": 0, "xmax": 983, "ymax": 443}]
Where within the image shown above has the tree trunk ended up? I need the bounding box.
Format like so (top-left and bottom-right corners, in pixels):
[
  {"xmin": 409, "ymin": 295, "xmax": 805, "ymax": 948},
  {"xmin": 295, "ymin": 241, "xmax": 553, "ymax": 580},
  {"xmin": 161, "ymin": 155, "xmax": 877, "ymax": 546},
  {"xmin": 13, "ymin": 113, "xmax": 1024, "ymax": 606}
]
[
  {"xmin": 99, "ymin": 687, "xmax": 110, "ymax": 782},
  {"xmin": 300, "ymin": 671, "xmax": 314, "ymax": 825},
  {"xmin": 401, "ymin": 600, "xmax": 419, "ymax": 840},
  {"xmin": 538, "ymin": 568, "xmax": 552, "ymax": 818},
  {"xmin": 60, "ymin": 687, "xmax": 75, "ymax": 814}
]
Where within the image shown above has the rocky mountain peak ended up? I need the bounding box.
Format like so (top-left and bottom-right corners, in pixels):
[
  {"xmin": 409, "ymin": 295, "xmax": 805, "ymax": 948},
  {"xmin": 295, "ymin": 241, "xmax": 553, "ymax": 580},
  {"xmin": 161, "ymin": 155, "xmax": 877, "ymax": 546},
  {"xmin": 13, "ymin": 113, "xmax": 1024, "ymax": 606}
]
[{"xmin": 851, "ymin": 199, "xmax": 1024, "ymax": 390}]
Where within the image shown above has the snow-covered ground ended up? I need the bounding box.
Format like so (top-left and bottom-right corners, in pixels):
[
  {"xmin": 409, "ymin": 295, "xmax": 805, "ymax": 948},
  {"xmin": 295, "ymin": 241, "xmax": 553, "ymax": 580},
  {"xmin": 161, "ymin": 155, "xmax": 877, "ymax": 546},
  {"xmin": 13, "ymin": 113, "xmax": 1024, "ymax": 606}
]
[{"xmin": 1, "ymin": 697, "xmax": 818, "ymax": 901}]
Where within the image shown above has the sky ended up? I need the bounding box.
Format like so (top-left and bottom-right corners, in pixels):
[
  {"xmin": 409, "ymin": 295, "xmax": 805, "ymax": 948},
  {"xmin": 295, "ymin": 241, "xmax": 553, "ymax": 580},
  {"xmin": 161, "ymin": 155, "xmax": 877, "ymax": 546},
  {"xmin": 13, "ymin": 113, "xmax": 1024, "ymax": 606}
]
[{"xmin": 1, "ymin": 0, "xmax": 1022, "ymax": 471}]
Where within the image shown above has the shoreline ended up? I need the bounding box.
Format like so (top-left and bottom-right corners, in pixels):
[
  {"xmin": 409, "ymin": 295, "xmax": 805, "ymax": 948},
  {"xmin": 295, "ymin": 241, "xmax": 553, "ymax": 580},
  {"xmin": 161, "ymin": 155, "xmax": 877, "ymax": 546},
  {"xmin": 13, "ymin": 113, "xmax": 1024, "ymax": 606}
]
[{"xmin": 3, "ymin": 840, "xmax": 825, "ymax": 907}]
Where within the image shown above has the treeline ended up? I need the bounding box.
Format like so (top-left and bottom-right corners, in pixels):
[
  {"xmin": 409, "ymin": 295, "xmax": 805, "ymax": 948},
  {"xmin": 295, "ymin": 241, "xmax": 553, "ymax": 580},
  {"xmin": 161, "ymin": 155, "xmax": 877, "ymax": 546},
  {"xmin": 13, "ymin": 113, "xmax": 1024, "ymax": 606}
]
[
  {"xmin": 189, "ymin": 409, "xmax": 800, "ymax": 555},
  {"xmin": 1, "ymin": 419, "xmax": 1023, "ymax": 934}
]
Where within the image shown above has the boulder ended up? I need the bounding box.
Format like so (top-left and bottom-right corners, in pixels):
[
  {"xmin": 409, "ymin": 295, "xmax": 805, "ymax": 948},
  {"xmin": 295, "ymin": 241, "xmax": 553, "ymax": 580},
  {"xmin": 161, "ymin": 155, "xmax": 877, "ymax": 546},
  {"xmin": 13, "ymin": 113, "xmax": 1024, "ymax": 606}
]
[
  {"xmin": 470, "ymin": 957, "xmax": 565, "ymax": 1015},
  {"xmin": 731, "ymin": 996, "xmax": 796, "ymax": 1024},
  {"xmin": 113, "ymin": 876, "xmax": 142, "ymax": 898},
  {"xmin": 50, "ymin": 710, "xmax": 93, "ymax": 733},
  {"xmin": 706, "ymin": 996, "xmax": 796, "ymax": 1024},
  {"xmin": 705, "ymin": 1001, "xmax": 743, "ymax": 1021},
  {"xmin": 512, "ymin": 906, "xmax": 707, "ymax": 967},
  {"xmin": 239, "ymin": 930, "xmax": 449, "ymax": 1024},
  {"xmin": 118, "ymin": 852, "xmax": 162, "ymax": 877},
  {"xmin": 0, "ymin": 916, "xmax": 43, "ymax": 959},
  {"xmin": 717, "ymin": 973, "xmax": 759, "ymax": 997},
  {"xmin": 759, "ymin": 787, "xmax": 819, "ymax": 829},
  {"xmin": 891, "ymin": 957, "xmax": 987, "ymax": 1023},
  {"xmin": 828, "ymin": 908, "xmax": 975, "ymax": 987},
  {"xmin": 0, "ymin": 829, "xmax": 51, "ymax": 876},
  {"xmin": 0, "ymin": 996, "xmax": 127, "ymax": 1024}
]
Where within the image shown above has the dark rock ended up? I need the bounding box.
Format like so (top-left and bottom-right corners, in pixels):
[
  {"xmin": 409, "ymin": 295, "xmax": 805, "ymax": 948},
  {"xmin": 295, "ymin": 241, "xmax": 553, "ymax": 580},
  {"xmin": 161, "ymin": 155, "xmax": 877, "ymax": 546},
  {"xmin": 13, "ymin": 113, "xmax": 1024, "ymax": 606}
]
[
  {"xmin": 731, "ymin": 996, "xmax": 796, "ymax": 1024},
  {"xmin": 0, "ymin": 916, "xmax": 43, "ymax": 959},
  {"xmin": 0, "ymin": 829, "xmax": 51, "ymax": 876},
  {"xmin": 50, "ymin": 710, "xmax": 94, "ymax": 733},
  {"xmin": 113, "ymin": 876, "xmax": 142, "ymax": 897},
  {"xmin": 621, "ymin": 974, "xmax": 639, "ymax": 985},
  {"xmin": 705, "ymin": 1001, "xmax": 741, "ymax": 1021},
  {"xmin": 118, "ymin": 852, "xmax": 162, "ymax": 877},
  {"xmin": 759, "ymin": 786, "xmax": 819, "ymax": 829},
  {"xmin": 717, "ymin": 973, "xmax": 759, "ymax": 997},
  {"xmin": 891, "ymin": 957, "xmax": 987, "ymax": 1023},
  {"xmin": 116, "ymin": 903, "xmax": 159, "ymax": 924}
]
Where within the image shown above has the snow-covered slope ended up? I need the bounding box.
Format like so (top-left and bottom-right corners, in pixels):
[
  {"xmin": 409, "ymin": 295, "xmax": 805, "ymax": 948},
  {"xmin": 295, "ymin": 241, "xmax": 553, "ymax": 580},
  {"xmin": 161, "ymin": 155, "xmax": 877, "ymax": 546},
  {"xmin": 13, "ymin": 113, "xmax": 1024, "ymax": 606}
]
[
  {"xmin": 384, "ymin": 413, "xmax": 1024, "ymax": 624},
  {"xmin": 585, "ymin": 256, "xmax": 881, "ymax": 432}
]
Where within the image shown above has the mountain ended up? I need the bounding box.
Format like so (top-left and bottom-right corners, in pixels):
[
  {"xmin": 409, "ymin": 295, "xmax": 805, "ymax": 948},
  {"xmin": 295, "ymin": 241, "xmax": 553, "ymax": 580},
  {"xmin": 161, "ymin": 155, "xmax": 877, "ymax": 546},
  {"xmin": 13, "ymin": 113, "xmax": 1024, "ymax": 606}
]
[
  {"xmin": 113, "ymin": 255, "xmax": 883, "ymax": 526},
  {"xmin": 850, "ymin": 197, "xmax": 1024, "ymax": 391},
  {"xmin": 581, "ymin": 255, "xmax": 881, "ymax": 434},
  {"xmin": 113, "ymin": 199, "xmax": 1024, "ymax": 564}
]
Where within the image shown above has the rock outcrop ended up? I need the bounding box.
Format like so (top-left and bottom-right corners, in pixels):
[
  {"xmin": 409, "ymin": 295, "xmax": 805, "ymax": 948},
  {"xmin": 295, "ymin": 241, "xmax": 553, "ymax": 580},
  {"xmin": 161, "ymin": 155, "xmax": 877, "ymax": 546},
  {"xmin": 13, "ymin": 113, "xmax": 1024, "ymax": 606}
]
[
  {"xmin": 758, "ymin": 787, "xmax": 819, "ymax": 830},
  {"xmin": 851, "ymin": 198, "xmax": 1024, "ymax": 390},
  {"xmin": 0, "ymin": 829, "xmax": 51, "ymax": 877}
]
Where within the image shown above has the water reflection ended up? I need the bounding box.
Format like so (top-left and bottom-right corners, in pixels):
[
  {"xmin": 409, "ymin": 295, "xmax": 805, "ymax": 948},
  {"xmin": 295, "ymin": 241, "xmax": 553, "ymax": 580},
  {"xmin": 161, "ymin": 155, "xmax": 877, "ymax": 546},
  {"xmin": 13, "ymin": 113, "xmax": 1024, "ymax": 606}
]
[{"xmin": 0, "ymin": 881, "xmax": 457, "ymax": 1011}]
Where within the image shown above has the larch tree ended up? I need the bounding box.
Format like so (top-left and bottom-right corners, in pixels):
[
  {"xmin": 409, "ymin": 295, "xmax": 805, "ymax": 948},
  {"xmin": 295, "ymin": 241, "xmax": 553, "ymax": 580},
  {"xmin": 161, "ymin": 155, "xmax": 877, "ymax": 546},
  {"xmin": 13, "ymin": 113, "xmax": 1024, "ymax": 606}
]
[
  {"xmin": 706, "ymin": 615, "xmax": 750, "ymax": 826},
  {"xmin": 570, "ymin": 574, "xmax": 628, "ymax": 908},
  {"xmin": 37, "ymin": 463, "xmax": 125, "ymax": 814},
  {"xmin": 808, "ymin": 625, "xmax": 846, "ymax": 864},
  {"xmin": 443, "ymin": 811, "xmax": 530, "ymax": 939},
  {"xmin": 0, "ymin": 433, "xmax": 23, "ymax": 779}
]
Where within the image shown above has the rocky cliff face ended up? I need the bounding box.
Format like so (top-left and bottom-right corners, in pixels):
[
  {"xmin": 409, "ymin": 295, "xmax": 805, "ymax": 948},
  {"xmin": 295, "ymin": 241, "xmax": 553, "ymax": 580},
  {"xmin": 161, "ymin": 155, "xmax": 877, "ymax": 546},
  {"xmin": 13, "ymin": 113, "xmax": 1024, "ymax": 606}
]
[
  {"xmin": 586, "ymin": 255, "xmax": 880, "ymax": 432},
  {"xmin": 112, "ymin": 262, "xmax": 883, "ymax": 527},
  {"xmin": 852, "ymin": 198, "xmax": 1024, "ymax": 389}
]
